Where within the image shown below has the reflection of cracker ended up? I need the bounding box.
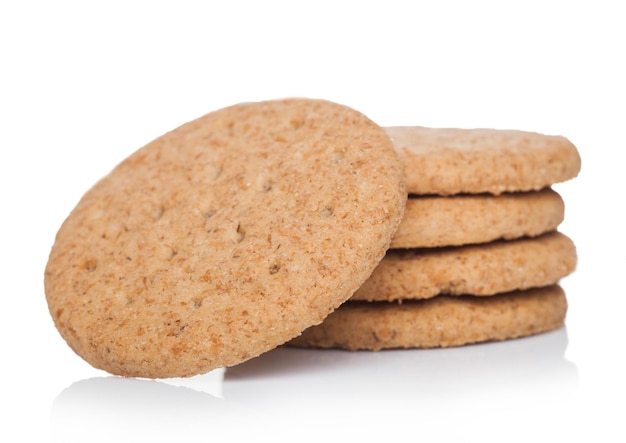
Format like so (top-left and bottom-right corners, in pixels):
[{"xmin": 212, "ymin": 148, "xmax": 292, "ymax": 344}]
[
  {"xmin": 388, "ymin": 126, "xmax": 581, "ymax": 195},
  {"xmin": 44, "ymin": 98, "xmax": 406, "ymax": 378},
  {"xmin": 290, "ymin": 285, "xmax": 567, "ymax": 350},
  {"xmin": 391, "ymin": 188, "xmax": 564, "ymax": 248},
  {"xmin": 354, "ymin": 232, "xmax": 576, "ymax": 302}
]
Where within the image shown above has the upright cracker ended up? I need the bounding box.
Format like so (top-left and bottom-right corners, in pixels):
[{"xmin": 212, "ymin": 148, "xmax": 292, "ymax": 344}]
[
  {"xmin": 391, "ymin": 188, "xmax": 565, "ymax": 249},
  {"xmin": 353, "ymin": 232, "xmax": 576, "ymax": 301},
  {"xmin": 289, "ymin": 285, "xmax": 568, "ymax": 350},
  {"xmin": 44, "ymin": 98, "xmax": 406, "ymax": 378},
  {"xmin": 388, "ymin": 126, "xmax": 581, "ymax": 195}
]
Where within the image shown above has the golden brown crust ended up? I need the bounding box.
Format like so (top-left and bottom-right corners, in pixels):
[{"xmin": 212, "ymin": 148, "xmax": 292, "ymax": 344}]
[
  {"xmin": 391, "ymin": 188, "xmax": 564, "ymax": 249},
  {"xmin": 289, "ymin": 285, "xmax": 567, "ymax": 350},
  {"xmin": 44, "ymin": 98, "xmax": 406, "ymax": 378},
  {"xmin": 387, "ymin": 126, "xmax": 581, "ymax": 195},
  {"xmin": 353, "ymin": 232, "xmax": 576, "ymax": 302}
]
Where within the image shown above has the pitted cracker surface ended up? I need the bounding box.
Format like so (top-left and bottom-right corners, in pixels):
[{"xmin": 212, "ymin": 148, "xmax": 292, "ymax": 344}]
[
  {"xmin": 388, "ymin": 126, "xmax": 581, "ymax": 195},
  {"xmin": 289, "ymin": 285, "xmax": 567, "ymax": 350},
  {"xmin": 44, "ymin": 98, "xmax": 406, "ymax": 378},
  {"xmin": 391, "ymin": 188, "xmax": 564, "ymax": 249},
  {"xmin": 353, "ymin": 232, "xmax": 576, "ymax": 302}
]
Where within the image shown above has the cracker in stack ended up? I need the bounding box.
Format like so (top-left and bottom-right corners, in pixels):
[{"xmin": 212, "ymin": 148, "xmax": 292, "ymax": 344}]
[{"xmin": 289, "ymin": 126, "xmax": 581, "ymax": 350}]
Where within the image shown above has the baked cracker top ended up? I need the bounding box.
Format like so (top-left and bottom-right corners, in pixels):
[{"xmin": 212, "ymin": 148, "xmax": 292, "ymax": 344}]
[{"xmin": 44, "ymin": 98, "xmax": 406, "ymax": 378}]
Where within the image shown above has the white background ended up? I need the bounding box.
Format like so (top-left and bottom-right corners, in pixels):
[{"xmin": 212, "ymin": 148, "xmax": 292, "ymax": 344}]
[{"xmin": 1, "ymin": 1, "xmax": 624, "ymax": 441}]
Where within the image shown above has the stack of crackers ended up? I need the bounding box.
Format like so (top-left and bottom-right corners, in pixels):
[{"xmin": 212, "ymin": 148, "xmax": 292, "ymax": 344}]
[
  {"xmin": 44, "ymin": 98, "xmax": 580, "ymax": 378},
  {"xmin": 290, "ymin": 126, "xmax": 580, "ymax": 350}
]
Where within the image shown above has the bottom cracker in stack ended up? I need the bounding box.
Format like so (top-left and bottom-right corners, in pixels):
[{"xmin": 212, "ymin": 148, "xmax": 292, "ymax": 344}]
[
  {"xmin": 288, "ymin": 286, "xmax": 568, "ymax": 350},
  {"xmin": 289, "ymin": 126, "xmax": 581, "ymax": 350}
]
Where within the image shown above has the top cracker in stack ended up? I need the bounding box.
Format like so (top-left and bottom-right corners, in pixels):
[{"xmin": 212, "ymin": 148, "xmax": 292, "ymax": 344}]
[{"xmin": 289, "ymin": 126, "xmax": 581, "ymax": 350}]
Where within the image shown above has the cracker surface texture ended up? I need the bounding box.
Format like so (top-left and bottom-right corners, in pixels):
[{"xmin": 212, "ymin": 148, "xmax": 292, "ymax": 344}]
[{"xmin": 45, "ymin": 98, "xmax": 406, "ymax": 378}]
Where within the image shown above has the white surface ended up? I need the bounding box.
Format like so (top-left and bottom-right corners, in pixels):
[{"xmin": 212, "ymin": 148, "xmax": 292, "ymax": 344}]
[{"xmin": 1, "ymin": 1, "xmax": 624, "ymax": 442}]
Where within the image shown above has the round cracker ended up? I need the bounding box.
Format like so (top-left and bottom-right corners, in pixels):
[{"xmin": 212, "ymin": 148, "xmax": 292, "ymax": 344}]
[
  {"xmin": 353, "ymin": 232, "xmax": 576, "ymax": 302},
  {"xmin": 388, "ymin": 126, "xmax": 581, "ymax": 195},
  {"xmin": 289, "ymin": 285, "xmax": 567, "ymax": 350},
  {"xmin": 391, "ymin": 188, "xmax": 564, "ymax": 249},
  {"xmin": 44, "ymin": 98, "xmax": 406, "ymax": 378}
]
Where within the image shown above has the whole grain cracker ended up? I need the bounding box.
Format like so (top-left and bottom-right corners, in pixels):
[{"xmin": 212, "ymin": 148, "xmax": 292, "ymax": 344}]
[
  {"xmin": 353, "ymin": 232, "xmax": 576, "ymax": 302},
  {"xmin": 388, "ymin": 126, "xmax": 581, "ymax": 195},
  {"xmin": 391, "ymin": 188, "xmax": 564, "ymax": 249},
  {"xmin": 44, "ymin": 98, "xmax": 406, "ymax": 378},
  {"xmin": 289, "ymin": 285, "xmax": 567, "ymax": 350}
]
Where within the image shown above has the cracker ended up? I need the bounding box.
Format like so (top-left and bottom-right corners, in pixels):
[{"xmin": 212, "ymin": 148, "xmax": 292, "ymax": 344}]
[
  {"xmin": 388, "ymin": 126, "xmax": 581, "ymax": 195},
  {"xmin": 353, "ymin": 232, "xmax": 576, "ymax": 302},
  {"xmin": 391, "ymin": 188, "xmax": 564, "ymax": 249},
  {"xmin": 44, "ymin": 98, "xmax": 406, "ymax": 378},
  {"xmin": 289, "ymin": 285, "xmax": 567, "ymax": 350}
]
